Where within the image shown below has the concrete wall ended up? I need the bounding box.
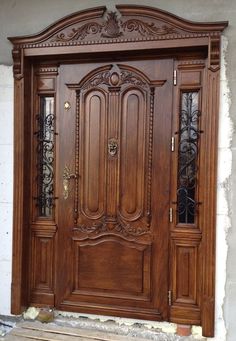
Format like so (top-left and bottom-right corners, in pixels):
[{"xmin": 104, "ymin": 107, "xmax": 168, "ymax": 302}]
[{"xmin": 0, "ymin": 1, "xmax": 235, "ymax": 340}]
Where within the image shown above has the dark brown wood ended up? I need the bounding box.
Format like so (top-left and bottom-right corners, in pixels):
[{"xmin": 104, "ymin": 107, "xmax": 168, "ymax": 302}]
[
  {"xmin": 55, "ymin": 60, "xmax": 172, "ymax": 321},
  {"xmin": 8, "ymin": 5, "xmax": 228, "ymax": 337}
]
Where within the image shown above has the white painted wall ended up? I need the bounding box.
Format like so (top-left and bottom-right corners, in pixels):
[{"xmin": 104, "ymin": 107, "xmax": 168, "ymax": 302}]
[{"xmin": 0, "ymin": 65, "xmax": 13, "ymax": 315}]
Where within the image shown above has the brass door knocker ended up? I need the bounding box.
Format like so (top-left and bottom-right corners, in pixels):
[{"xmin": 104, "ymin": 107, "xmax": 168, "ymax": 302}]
[{"xmin": 108, "ymin": 138, "xmax": 118, "ymax": 157}]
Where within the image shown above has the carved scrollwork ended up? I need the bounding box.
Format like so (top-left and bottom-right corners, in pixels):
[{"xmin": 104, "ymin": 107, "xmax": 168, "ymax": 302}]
[
  {"xmin": 120, "ymin": 70, "xmax": 147, "ymax": 88},
  {"xmin": 75, "ymin": 216, "xmax": 150, "ymax": 237},
  {"xmin": 51, "ymin": 11, "xmax": 177, "ymax": 43},
  {"xmin": 52, "ymin": 22, "xmax": 103, "ymax": 42},
  {"xmin": 82, "ymin": 68, "xmax": 148, "ymax": 90},
  {"xmin": 121, "ymin": 19, "xmax": 176, "ymax": 36},
  {"xmin": 83, "ymin": 71, "xmax": 111, "ymax": 90}
]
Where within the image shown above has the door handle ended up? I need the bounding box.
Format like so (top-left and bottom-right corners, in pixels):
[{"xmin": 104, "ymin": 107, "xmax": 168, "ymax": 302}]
[{"xmin": 63, "ymin": 165, "xmax": 77, "ymax": 200}]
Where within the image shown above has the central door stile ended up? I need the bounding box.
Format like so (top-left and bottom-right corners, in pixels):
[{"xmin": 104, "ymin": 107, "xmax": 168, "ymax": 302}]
[{"xmin": 106, "ymin": 84, "xmax": 121, "ymax": 227}]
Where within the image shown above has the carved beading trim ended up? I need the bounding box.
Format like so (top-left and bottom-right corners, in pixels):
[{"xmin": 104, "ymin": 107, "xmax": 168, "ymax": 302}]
[
  {"xmin": 74, "ymin": 91, "xmax": 80, "ymax": 226},
  {"xmin": 146, "ymin": 87, "xmax": 154, "ymax": 226},
  {"xmin": 17, "ymin": 32, "xmax": 209, "ymax": 49},
  {"xmin": 36, "ymin": 66, "xmax": 58, "ymax": 75}
]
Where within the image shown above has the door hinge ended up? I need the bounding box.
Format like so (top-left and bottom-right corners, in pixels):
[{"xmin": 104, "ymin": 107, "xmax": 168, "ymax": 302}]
[
  {"xmin": 171, "ymin": 136, "xmax": 175, "ymax": 152},
  {"xmin": 168, "ymin": 290, "xmax": 172, "ymax": 306},
  {"xmin": 169, "ymin": 207, "xmax": 173, "ymax": 223},
  {"xmin": 173, "ymin": 69, "xmax": 177, "ymax": 85}
]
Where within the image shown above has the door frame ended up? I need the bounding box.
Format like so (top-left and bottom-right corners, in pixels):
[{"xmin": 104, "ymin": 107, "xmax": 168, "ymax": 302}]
[{"xmin": 8, "ymin": 5, "xmax": 227, "ymax": 337}]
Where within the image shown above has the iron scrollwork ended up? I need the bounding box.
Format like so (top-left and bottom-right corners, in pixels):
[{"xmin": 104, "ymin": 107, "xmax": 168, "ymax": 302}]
[
  {"xmin": 35, "ymin": 97, "xmax": 55, "ymax": 217},
  {"xmin": 177, "ymin": 92, "xmax": 201, "ymax": 224}
]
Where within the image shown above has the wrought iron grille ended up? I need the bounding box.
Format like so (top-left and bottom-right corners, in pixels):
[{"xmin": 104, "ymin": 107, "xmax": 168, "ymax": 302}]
[
  {"xmin": 177, "ymin": 92, "xmax": 201, "ymax": 224},
  {"xmin": 35, "ymin": 97, "xmax": 55, "ymax": 217}
]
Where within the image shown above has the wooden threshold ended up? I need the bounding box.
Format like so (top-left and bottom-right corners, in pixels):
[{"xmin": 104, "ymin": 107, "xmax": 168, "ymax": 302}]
[{"xmin": 6, "ymin": 321, "xmax": 148, "ymax": 341}]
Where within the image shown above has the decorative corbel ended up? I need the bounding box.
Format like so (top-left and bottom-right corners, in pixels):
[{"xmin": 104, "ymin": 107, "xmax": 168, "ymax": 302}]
[
  {"xmin": 12, "ymin": 48, "xmax": 24, "ymax": 80},
  {"xmin": 208, "ymin": 35, "xmax": 221, "ymax": 72}
]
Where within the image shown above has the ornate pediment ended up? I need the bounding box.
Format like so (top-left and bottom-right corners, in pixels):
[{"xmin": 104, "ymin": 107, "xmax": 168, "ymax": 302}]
[
  {"xmin": 51, "ymin": 11, "xmax": 178, "ymax": 43},
  {"xmin": 8, "ymin": 5, "xmax": 228, "ymax": 79}
]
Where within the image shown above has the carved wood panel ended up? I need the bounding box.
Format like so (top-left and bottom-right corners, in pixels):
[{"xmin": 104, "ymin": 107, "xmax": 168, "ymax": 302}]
[
  {"xmin": 30, "ymin": 228, "xmax": 55, "ymax": 306},
  {"xmin": 81, "ymin": 90, "xmax": 107, "ymax": 219},
  {"xmin": 56, "ymin": 58, "xmax": 173, "ymax": 321},
  {"xmin": 74, "ymin": 64, "xmax": 156, "ymax": 237},
  {"xmin": 73, "ymin": 238, "xmax": 151, "ymax": 300}
]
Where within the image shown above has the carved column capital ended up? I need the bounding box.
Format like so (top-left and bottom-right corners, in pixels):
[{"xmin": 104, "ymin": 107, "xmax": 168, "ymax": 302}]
[
  {"xmin": 12, "ymin": 48, "xmax": 24, "ymax": 80},
  {"xmin": 208, "ymin": 35, "xmax": 221, "ymax": 72}
]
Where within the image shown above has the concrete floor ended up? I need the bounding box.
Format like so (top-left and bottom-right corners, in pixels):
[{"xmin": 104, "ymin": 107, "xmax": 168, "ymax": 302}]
[{"xmin": 0, "ymin": 315, "xmax": 202, "ymax": 341}]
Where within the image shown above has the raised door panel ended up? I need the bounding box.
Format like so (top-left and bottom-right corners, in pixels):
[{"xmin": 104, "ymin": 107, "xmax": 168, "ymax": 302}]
[
  {"xmin": 73, "ymin": 238, "xmax": 151, "ymax": 300},
  {"xmin": 81, "ymin": 90, "xmax": 107, "ymax": 219},
  {"xmin": 30, "ymin": 229, "xmax": 55, "ymax": 305},
  {"xmin": 119, "ymin": 89, "xmax": 146, "ymax": 221}
]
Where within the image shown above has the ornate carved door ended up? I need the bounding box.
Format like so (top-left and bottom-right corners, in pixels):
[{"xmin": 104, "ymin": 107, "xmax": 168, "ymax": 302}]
[{"xmin": 55, "ymin": 59, "xmax": 173, "ymax": 319}]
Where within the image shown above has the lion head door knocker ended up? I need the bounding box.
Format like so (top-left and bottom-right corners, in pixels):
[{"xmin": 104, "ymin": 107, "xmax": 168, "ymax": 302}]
[{"xmin": 108, "ymin": 138, "xmax": 118, "ymax": 157}]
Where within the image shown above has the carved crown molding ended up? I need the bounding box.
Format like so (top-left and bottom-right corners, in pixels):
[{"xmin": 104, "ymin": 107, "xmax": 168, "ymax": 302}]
[{"xmin": 8, "ymin": 5, "xmax": 228, "ymax": 78}]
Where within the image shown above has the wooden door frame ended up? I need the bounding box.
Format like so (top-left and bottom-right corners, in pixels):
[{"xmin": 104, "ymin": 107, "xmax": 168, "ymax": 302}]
[{"xmin": 8, "ymin": 5, "xmax": 227, "ymax": 337}]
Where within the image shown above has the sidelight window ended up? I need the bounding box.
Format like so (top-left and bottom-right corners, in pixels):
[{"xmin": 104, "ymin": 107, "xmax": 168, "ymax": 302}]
[
  {"xmin": 177, "ymin": 91, "xmax": 201, "ymax": 224},
  {"xmin": 35, "ymin": 96, "xmax": 55, "ymax": 217}
]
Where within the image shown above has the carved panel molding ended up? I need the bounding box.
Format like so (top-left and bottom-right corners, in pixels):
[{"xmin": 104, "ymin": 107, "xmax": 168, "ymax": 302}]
[{"xmin": 71, "ymin": 64, "xmax": 159, "ymax": 239}]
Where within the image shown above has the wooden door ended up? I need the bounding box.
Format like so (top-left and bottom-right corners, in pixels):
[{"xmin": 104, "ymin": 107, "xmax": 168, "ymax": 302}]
[{"xmin": 55, "ymin": 58, "xmax": 173, "ymax": 320}]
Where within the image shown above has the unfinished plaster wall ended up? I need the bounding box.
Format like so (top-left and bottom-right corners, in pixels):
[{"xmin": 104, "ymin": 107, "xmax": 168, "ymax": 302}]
[
  {"xmin": 0, "ymin": 1, "xmax": 235, "ymax": 340},
  {"xmin": 0, "ymin": 65, "xmax": 13, "ymax": 315}
]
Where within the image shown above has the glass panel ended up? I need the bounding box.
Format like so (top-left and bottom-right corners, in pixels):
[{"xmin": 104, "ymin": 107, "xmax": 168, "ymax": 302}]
[
  {"xmin": 177, "ymin": 92, "xmax": 200, "ymax": 224},
  {"xmin": 36, "ymin": 97, "xmax": 55, "ymax": 217}
]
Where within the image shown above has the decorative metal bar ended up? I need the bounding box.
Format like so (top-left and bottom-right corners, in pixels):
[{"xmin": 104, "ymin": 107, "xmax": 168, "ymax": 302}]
[
  {"xmin": 177, "ymin": 92, "xmax": 201, "ymax": 224},
  {"xmin": 35, "ymin": 97, "xmax": 55, "ymax": 217}
]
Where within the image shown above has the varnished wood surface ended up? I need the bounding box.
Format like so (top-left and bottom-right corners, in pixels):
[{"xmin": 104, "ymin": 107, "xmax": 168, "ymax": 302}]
[
  {"xmin": 55, "ymin": 59, "xmax": 173, "ymax": 321},
  {"xmin": 9, "ymin": 4, "xmax": 227, "ymax": 337}
]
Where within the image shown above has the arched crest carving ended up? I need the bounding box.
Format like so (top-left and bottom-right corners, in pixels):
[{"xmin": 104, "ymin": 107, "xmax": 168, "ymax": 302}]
[{"xmin": 9, "ymin": 5, "xmax": 227, "ymax": 78}]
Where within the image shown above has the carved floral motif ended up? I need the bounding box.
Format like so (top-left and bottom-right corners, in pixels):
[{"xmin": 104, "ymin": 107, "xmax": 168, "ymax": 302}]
[
  {"xmin": 75, "ymin": 216, "xmax": 150, "ymax": 237},
  {"xmin": 83, "ymin": 69, "xmax": 148, "ymax": 90},
  {"xmin": 102, "ymin": 12, "xmax": 123, "ymax": 38}
]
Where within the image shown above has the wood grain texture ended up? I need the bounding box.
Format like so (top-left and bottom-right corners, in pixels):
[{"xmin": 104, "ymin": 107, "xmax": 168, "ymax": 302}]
[{"xmin": 9, "ymin": 5, "xmax": 227, "ymax": 337}]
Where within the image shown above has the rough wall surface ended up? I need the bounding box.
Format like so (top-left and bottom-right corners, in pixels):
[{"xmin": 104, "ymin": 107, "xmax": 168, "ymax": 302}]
[
  {"xmin": 0, "ymin": 1, "xmax": 235, "ymax": 341},
  {"xmin": 0, "ymin": 65, "xmax": 13, "ymax": 315}
]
